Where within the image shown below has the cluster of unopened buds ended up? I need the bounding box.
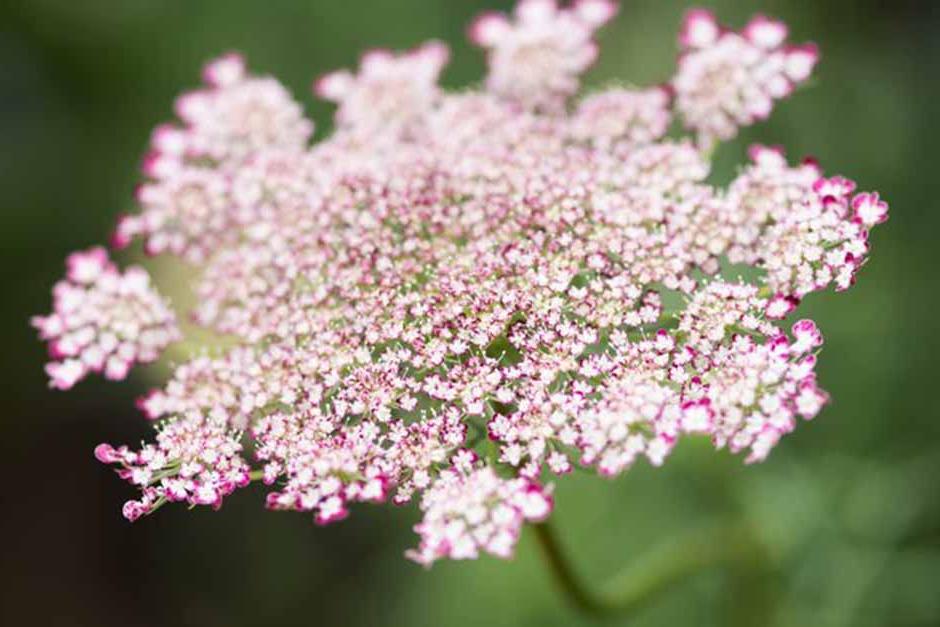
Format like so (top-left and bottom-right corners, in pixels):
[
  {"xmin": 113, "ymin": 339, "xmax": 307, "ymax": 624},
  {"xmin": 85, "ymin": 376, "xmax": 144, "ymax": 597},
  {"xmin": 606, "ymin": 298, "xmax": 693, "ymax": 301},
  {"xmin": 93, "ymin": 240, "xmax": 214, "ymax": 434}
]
[{"xmin": 34, "ymin": 0, "xmax": 887, "ymax": 566}]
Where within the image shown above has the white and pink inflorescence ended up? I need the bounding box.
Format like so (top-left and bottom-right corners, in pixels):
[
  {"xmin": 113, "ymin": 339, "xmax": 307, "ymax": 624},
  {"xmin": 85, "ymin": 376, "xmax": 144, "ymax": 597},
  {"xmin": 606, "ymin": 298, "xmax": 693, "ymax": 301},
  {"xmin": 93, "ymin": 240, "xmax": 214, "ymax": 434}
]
[
  {"xmin": 32, "ymin": 247, "xmax": 180, "ymax": 390},
  {"xmin": 34, "ymin": 1, "xmax": 887, "ymax": 565}
]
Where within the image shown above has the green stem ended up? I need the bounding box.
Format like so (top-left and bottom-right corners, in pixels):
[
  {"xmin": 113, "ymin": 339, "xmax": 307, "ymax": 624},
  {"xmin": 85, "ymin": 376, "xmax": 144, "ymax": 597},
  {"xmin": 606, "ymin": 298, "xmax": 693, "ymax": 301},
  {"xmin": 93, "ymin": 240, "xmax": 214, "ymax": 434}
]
[
  {"xmin": 532, "ymin": 517, "xmax": 772, "ymax": 620},
  {"xmin": 533, "ymin": 522, "xmax": 608, "ymax": 616}
]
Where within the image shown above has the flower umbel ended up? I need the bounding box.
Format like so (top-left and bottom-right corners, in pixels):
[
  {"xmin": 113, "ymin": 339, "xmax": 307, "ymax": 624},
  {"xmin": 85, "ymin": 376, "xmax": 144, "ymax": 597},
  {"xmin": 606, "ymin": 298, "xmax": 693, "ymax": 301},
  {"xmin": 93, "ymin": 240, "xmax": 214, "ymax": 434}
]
[
  {"xmin": 674, "ymin": 9, "xmax": 818, "ymax": 147},
  {"xmin": 32, "ymin": 247, "xmax": 180, "ymax": 389},
  {"xmin": 35, "ymin": 1, "xmax": 887, "ymax": 568}
]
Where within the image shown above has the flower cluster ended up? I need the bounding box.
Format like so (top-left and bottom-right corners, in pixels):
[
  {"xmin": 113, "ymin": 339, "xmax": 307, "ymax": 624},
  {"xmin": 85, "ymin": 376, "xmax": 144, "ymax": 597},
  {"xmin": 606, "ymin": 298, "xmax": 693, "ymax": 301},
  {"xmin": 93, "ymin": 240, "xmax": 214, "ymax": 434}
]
[
  {"xmin": 112, "ymin": 52, "xmax": 313, "ymax": 262},
  {"xmin": 36, "ymin": 2, "xmax": 887, "ymax": 565},
  {"xmin": 470, "ymin": 0, "xmax": 618, "ymax": 111},
  {"xmin": 674, "ymin": 9, "xmax": 819, "ymax": 146},
  {"xmin": 94, "ymin": 410, "xmax": 250, "ymax": 520},
  {"xmin": 570, "ymin": 87, "xmax": 672, "ymax": 150},
  {"xmin": 315, "ymin": 41, "xmax": 449, "ymax": 138},
  {"xmin": 407, "ymin": 452, "xmax": 553, "ymax": 565},
  {"xmin": 32, "ymin": 247, "xmax": 180, "ymax": 390},
  {"xmin": 721, "ymin": 145, "xmax": 885, "ymax": 315}
]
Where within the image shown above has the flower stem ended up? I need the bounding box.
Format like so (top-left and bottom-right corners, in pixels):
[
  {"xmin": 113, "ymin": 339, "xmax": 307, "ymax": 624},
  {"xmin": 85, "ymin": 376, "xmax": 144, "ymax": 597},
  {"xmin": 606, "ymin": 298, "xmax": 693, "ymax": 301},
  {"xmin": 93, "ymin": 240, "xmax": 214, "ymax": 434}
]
[
  {"xmin": 532, "ymin": 517, "xmax": 772, "ymax": 620},
  {"xmin": 532, "ymin": 521, "xmax": 608, "ymax": 616}
]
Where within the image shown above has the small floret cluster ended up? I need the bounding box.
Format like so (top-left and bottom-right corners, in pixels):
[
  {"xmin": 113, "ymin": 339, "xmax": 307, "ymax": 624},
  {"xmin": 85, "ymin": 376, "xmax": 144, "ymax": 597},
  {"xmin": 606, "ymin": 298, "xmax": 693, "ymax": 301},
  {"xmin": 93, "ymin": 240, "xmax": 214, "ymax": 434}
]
[
  {"xmin": 34, "ymin": 1, "xmax": 887, "ymax": 565},
  {"xmin": 674, "ymin": 9, "xmax": 819, "ymax": 146},
  {"xmin": 32, "ymin": 247, "xmax": 180, "ymax": 390}
]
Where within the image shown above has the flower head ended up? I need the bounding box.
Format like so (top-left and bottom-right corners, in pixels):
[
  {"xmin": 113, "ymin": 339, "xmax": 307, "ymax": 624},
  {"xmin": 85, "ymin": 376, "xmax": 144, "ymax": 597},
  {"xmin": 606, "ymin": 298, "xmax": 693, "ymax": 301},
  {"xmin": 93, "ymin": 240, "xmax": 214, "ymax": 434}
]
[{"xmin": 38, "ymin": 2, "xmax": 887, "ymax": 565}]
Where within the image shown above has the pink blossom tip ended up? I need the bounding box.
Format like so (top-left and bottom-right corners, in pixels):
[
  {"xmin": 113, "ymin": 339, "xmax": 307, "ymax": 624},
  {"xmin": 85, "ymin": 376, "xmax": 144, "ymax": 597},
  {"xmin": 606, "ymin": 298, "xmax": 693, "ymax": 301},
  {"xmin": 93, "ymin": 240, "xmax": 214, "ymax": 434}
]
[{"xmin": 679, "ymin": 8, "xmax": 719, "ymax": 49}]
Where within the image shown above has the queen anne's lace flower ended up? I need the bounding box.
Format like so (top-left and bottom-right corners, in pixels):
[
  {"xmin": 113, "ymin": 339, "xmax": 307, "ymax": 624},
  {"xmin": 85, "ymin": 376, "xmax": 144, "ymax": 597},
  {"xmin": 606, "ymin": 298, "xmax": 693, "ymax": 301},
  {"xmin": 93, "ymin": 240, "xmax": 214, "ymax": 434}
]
[{"xmin": 35, "ymin": 2, "xmax": 888, "ymax": 565}]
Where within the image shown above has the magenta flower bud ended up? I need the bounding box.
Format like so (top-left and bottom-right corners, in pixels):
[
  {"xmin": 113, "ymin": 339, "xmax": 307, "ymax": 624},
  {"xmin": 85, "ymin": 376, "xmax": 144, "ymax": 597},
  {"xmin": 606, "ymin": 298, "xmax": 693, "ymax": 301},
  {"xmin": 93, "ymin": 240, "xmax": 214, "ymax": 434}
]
[
  {"xmin": 94, "ymin": 443, "xmax": 121, "ymax": 464},
  {"xmin": 743, "ymin": 15, "xmax": 788, "ymax": 49},
  {"xmin": 202, "ymin": 51, "xmax": 245, "ymax": 88},
  {"xmin": 122, "ymin": 500, "xmax": 149, "ymax": 522},
  {"xmin": 679, "ymin": 8, "xmax": 719, "ymax": 49}
]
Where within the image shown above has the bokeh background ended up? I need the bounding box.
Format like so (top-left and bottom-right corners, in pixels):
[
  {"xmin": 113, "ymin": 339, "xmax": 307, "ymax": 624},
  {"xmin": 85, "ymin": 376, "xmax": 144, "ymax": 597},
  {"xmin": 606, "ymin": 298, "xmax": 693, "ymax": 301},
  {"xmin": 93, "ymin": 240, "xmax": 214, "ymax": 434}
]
[{"xmin": 2, "ymin": 1, "xmax": 938, "ymax": 625}]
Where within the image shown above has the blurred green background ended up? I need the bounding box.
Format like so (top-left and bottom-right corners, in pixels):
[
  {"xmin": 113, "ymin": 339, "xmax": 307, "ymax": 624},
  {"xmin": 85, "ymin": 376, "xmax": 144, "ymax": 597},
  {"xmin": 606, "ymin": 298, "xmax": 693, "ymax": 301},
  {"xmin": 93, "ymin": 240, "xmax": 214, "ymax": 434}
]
[{"xmin": 2, "ymin": 1, "xmax": 938, "ymax": 625}]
